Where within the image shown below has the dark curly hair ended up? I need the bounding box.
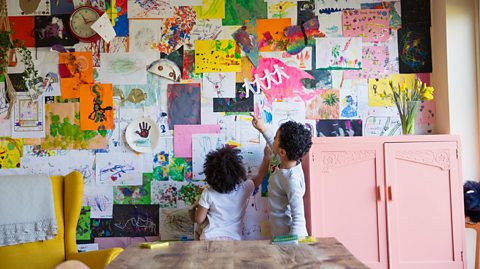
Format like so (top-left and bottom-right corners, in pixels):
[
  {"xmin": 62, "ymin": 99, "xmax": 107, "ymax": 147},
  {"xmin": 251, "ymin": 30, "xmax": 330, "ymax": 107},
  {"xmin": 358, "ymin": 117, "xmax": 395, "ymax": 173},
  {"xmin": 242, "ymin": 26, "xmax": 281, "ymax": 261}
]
[
  {"xmin": 203, "ymin": 146, "xmax": 247, "ymax": 194},
  {"xmin": 278, "ymin": 121, "xmax": 313, "ymax": 162}
]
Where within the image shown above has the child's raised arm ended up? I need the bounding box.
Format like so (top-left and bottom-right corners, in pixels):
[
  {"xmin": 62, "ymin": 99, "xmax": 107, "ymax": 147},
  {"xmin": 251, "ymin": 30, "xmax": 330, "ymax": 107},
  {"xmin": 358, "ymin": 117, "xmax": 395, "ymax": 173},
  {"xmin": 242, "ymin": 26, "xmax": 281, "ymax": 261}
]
[
  {"xmin": 251, "ymin": 113, "xmax": 267, "ymax": 134},
  {"xmin": 252, "ymin": 145, "xmax": 271, "ymax": 188}
]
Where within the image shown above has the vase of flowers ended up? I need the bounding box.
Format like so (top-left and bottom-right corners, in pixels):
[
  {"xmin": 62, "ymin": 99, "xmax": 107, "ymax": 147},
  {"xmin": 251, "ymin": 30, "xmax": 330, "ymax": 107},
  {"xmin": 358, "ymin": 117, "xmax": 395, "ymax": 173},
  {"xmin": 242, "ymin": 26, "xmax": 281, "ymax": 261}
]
[{"xmin": 388, "ymin": 79, "xmax": 434, "ymax": 135}]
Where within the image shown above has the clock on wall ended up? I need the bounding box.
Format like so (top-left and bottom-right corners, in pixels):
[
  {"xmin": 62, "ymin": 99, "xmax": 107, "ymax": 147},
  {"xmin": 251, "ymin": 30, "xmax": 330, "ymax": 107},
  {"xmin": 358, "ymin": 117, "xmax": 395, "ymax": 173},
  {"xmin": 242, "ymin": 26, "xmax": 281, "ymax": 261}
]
[{"xmin": 69, "ymin": 6, "xmax": 102, "ymax": 42}]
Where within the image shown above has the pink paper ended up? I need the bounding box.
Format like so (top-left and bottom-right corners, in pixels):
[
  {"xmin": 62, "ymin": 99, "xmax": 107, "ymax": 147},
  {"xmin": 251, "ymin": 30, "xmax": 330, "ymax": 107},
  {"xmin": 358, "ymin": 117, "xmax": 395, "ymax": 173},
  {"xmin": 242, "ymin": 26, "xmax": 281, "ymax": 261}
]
[
  {"xmin": 95, "ymin": 236, "xmax": 160, "ymax": 249},
  {"xmin": 345, "ymin": 46, "xmax": 389, "ymax": 79},
  {"xmin": 174, "ymin": 125, "xmax": 220, "ymax": 158},
  {"xmin": 342, "ymin": 9, "xmax": 390, "ymax": 42}
]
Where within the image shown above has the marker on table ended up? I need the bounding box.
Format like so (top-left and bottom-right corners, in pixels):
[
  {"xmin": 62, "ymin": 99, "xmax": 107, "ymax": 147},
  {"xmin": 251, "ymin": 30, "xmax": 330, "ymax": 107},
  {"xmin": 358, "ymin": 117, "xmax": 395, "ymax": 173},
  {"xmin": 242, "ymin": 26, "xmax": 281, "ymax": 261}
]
[{"xmin": 140, "ymin": 241, "xmax": 169, "ymax": 249}]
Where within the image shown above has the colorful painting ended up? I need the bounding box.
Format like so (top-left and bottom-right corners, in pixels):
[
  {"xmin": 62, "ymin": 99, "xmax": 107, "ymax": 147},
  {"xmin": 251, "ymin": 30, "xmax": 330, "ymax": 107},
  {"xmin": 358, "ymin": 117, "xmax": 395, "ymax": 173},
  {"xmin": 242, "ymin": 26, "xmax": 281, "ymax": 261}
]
[
  {"xmin": 0, "ymin": 138, "xmax": 23, "ymax": 169},
  {"xmin": 202, "ymin": 72, "xmax": 236, "ymax": 98},
  {"xmin": 303, "ymin": 69, "xmax": 332, "ymax": 90},
  {"xmin": 398, "ymin": 27, "xmax": 432, "ymax": 74},
  {"xmin": 284, "ymin": 18, "xmax": 323, "ymax": 55},
  {"xmin": 182, "ymin": 50, "xmax": 202, "ymax": 81},
  {"xmin": 79, "ymin": 84, "xmax": 114, "ymax": 131},
  {"xmin": 95, "ymin": 152, "xmax": 143, "ymax": 185},
  {"xmin": 106, "ymin": 0, "xmax": 128, "ymax": 36},
  {"xmin": 41, "ymin": 103, "xmax": 108, "ymax": 150},
  {"xmin": 213, "ymin": 83, "xmax": 254, "ymax": 113},
  {"xmin": 306, "ymin": 89, "xmax": 340, "ymax": 120},
  {"xmin": 315, "ymin": 37, "xmax": 362, "ymax": 70},
  {"xmin": 151, "ymin": 181, "xmax": 183, "ymax": 208},
  {"xmin": 76, "ymin": 206, "xmax": 91, "ymax": 241},
  {"xmin": 194, "ymin": 40, "xmax": 241, "ymax": 73},
  {"xmin": 112, "ymin": 205, "xmax": 160, "ymax": 237},
  {"xmin": 113, "ymin": 173, "xmax": 152, "ymax": 204},
  {"xmin": 34, "ymin": 15, "xmax": 78, "ymax": 47},
  {"xmin": 233, "ymin": 19, "xmax": 258, "ymax": 67},
  {"xmin": 11, "ymin": 92, "xmax": 45, "ymax": 138},
  {"xmin": 316, "ymin": 119, "xmax": 363, "ymax": 137},
  {"xmin": 342, "ymin": 9, "xmax": 390, "ymax": 42},
  {"xmin": 91, "ymin": 219, "xmax": 114, "ymax": 238},
  {"xmin": 58, "ymin": 52, "xmax": 94, "ymax": 99},
  {"xmin": 361, "ymin": 1, "xmax": 402, "ymax": 30},
  {"xmin": 257, "ymin": 18, "xmax": 291, "ymax": 52},
  {"xmin": 368, "ymin": 74, "xmax": 415, "ymax": 106},
  {"xmin": 345, "ymin": 46, "xmax": 390, "ymax": 80},
  {"xmin": 114, "ymin": 73, "xmax": 160, "ymax": 108},
  {"xmin": 340, "ymin": 79, "xmax": 368, "ymax": 119},
  {"xmin": 192, "ymin": 134, "xmax": 223, "ymax": 180},
  {"xmin": 83, "ymin": 184, "xmax": 114, "ymax": 218},
  {"xmin": 268, "ymin": 1, "xmax": 297, "ymax": 23},
  {"xmin": 99, "ymin": 53, "xmax": 147, "ymax": 85},
  {"xmin": 223, "ymin": 0, "xmax": 267, "ymax": 26},
  {"xmin": 159, "ymin": 208, "xmax": 194, "ymax": 240},
  {"xmin": 200, "ymin": 0, "xmax": 225, "ymax": 19},
  {"xmin": 177, "ymin": 183, "xmax": 207, "ymax": 207},
  {"xmin": 127, "ymin": 0, "xmax": 173, "ymax": 18},
  {"xmin": 167, "ymin": 83, "xmax": 201, "ymax": 128}
]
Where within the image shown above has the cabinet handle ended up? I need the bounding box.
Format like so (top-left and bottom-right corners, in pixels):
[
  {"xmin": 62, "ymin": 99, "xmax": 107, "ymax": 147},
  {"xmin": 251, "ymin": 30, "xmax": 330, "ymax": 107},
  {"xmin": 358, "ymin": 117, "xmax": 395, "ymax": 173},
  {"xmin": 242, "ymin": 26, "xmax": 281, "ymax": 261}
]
[
  {"xmin": 388, "ymin": 185, "xmax": 394, "ymax": 201},
  {"xmin": 377, "ymin": 185, "xmax": 384, "ymax": 201}
]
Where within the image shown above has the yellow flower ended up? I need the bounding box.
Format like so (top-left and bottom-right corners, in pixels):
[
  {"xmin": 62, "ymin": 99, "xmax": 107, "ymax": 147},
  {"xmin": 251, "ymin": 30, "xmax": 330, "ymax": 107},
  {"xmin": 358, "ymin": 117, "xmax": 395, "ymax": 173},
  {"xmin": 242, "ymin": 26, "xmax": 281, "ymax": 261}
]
[
  {"xmin": 423, "ymin": 92, "xmax": 434, "ymax": 100},
  {"xmin": 400, "ymin": 82, "xmax": 407, "ymax": 92}
]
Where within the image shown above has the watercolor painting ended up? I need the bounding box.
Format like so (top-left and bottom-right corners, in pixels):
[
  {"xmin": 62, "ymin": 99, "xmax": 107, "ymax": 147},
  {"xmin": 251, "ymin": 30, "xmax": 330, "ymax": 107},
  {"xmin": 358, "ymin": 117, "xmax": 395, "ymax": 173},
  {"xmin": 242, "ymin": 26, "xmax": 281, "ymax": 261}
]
[
  {"xmin": 340, "ymin": 79, "xmax": 368, "ymax": 119},
  {"xmin": 113, "ymin": 173, "xmax": 152, "ymax": 205},
  {"xmin": 342, "ymin": 9, "xmax": 390, "ymax": 42},
  {"xmin": 284, "ymin": 18, "xmax": 323, "ymax": 55},
  {"xmin": 316, "ymin": 119, "xmax": 363, "ymax": 137},
  {"xmin": 127, "ymin": 0, "xmax": 173, "ymax": 18},
  {"xmin": 306, "ymin": 89, "xmax": 340, "ymax": 120},
  {"xmin": 223, "ymin": 0, "xmax": 267, "ymax": 26},
  {"xmin": 398, "ymin": 27, "xmax": 432, "ymax": 74},
  {"xmin": 177, "ymin": 183, "xmax": 207, "ymax": 207},
  {"xmin": 99, "ymin": 53, "xmax": 147, "ymax": 85},
  {"xmin": 41, "ymin": 103, "xmax": 108, "ymax": 150},
  {"xmin": 83, "ymin": 184, "xmax": 114, "ymax": 219},
  {"xmin": 159, "ymin": 208, "xmax": 194, "ymax": 240},
  {"xmin": 192, "ymin": 134, "xmax": 223, "ymax": 180},
  {"xmin": 202, "ymin": 72, "xmax": 236, "ymax": 98},
  {"xmin": 96, "ymin": 153, "xmax": 143, "ymax": 186},
  {"xmin": 315, "ymin": 37, "xmax": 362, "ymax": 70},
  {"xmin": 113, "ymin": 205, "xmax": 160, "ymax": 237},
  {"xmin": 167, "ymin": 83, "xmax": 201, "ymax": 128},
  {"xmin": 0, "ymin": 138, "xmax": 23, "ymax": 169},
  {"xmin": 195, "ymin": 40, "xmax": 242, "ymax": 73},
  {"xmin": 200, "ymin": 0, "xmax": 225, "ymax": 19},
  {"xmin": 114, "ymin": 73, "xmax": 159, "ymax": 108},
  {"xmin": 303, "ymin": 69, "xmax": 332, "ymax": 90},
  {"xmin": 34, "ymin": 15, "xmax": 78, "ymax": 47},
  {"xmin": 213, "ymin": 83, "xmax": 254, "ymax": 113},
  {"xmin": 79, "ymin": 84, "xmax": 114, "ymax": 131}
]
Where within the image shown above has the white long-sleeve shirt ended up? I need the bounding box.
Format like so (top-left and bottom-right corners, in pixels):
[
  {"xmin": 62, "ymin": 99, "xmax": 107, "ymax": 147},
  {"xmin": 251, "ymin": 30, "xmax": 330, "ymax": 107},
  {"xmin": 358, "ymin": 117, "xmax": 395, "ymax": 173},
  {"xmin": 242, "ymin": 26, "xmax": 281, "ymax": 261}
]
[{"xmin": 263, "ymin": 131, "xmax": 308, "ymax": 237}]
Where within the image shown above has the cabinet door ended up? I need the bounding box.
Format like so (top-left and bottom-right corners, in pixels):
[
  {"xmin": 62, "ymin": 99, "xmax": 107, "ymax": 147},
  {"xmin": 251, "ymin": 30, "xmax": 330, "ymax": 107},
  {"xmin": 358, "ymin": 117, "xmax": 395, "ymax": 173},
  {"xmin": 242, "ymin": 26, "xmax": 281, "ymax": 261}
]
[
  {"xmin": 308, "ymin": 143, "xmax": 388, "ymax": 269},
  {"xmin": 385, "ymin": 142, "xmax": 464, "ymax": 269}
]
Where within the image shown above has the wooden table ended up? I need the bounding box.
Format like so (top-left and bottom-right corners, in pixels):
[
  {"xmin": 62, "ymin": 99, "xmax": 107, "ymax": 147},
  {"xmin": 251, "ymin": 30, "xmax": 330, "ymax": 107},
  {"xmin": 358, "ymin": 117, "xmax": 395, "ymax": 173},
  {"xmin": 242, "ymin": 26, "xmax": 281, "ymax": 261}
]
[{"xmin": 105, "ymin": 237, "xmax": 369, "ymax": 269}]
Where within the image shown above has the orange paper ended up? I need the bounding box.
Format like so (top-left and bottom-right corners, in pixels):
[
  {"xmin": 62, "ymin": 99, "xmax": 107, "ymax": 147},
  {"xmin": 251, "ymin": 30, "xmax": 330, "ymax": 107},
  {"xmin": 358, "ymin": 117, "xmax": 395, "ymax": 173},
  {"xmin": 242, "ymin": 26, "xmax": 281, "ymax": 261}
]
[
  {"xmin": 257, "ymin": 18, "xmax": 291, "ymax": 52},
  {"xmin": 59, "ymin": 52, "xmax": 94, "ymax": 99},
  {"xmin": 79, "ymin": 84, "xmax": 114, "ymax": 131}
]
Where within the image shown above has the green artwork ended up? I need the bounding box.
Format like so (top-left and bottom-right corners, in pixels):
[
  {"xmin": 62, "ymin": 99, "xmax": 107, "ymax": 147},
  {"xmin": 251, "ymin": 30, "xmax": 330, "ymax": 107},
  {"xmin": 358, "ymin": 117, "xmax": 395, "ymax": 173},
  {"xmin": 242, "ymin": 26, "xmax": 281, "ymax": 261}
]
[
  {"xmin": 76, "ymin": 206, "xmax": 91, "ymax": 241},
  {"xmin": 178, "ymin": 183, "xmax": 205, "ymax": 206},
  {"xmin": 223, "ymin": 0, "xmax": 267, "ymax": 25},
  {"xmin": 113, "ymin": 173, "xmax": 152, "ymax": 204},
  {"xmin": 169, "ymin": 158, "xmax": 187, "ymax": 182}
]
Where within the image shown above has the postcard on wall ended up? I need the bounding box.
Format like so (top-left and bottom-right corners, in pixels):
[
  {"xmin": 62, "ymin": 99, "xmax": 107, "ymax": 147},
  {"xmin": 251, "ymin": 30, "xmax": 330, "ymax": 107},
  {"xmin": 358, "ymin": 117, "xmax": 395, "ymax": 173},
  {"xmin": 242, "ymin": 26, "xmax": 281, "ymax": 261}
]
[
  {"xmin": 315, "ymin": 37, "xmax": 362, "ymax": 70},
  {"xmin": 194, "ymin": 40, "xmax": 242, "ymax": 73},
  {"xmin": 34, "ymin": 15, "xmax": 78, "ymax": 47},
  {"xmin": 127, "ymin": 0, "xmax": 173, "ymax": 18},
  {"xmin": 95, "ymin": 152, "xmax": 143, "ymax": 186},
  {"xmin": 202, "ymin": 72, "xmax": 236, "ymax": 98},
  {"xmin": 99, "ymin": 53, "xmax": 147, "ymax": 85},
  {"xmin": 79, "ymin": 83, "xmax": 114, "ymax": 131},
  {"xmin": 192, "ymin": 134, "xmax": 224, "ymax": 180},
  {"xmin": 8, "ymin": 0, "xmax": 50, "ymax": 16},
  {"xmin": 113, "ymin": 205, "xmax": 160, "ymax": 237},
  {"xmin": 83, "ymin": 184, "xmax": 114, "ymax": 219},
  {"xmin": 159, "ymin": 208, "xmax": 194, "ymax": 240},
  {"xmin": 342, "ymin": 9, "xmax": 390, "ymax": 42},
  {"xmin": 11, "ymin": 92, "xmax": 45, "ymax": 138}
]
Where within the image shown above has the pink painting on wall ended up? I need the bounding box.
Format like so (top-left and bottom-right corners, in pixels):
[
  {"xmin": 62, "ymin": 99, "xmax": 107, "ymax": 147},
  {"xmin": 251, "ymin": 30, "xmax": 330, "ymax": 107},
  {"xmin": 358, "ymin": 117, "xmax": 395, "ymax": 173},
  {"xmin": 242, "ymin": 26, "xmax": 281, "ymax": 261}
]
[{"xmin": 342, "ymin": 9, "xmax": 390, "ymax": 42}]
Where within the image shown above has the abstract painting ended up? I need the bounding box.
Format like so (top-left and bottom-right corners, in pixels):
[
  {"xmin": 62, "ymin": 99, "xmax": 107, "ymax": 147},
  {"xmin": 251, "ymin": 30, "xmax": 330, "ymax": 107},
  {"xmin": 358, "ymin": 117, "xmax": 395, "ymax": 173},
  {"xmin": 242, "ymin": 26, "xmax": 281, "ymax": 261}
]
[
  {"xmin": 154, "ymin": 6, "xmax": 197, "ymax": 55},
  {"xmin": 151, "ymin": 181, "xmax": 183, "ymax": 208},
  {"xmin": 257, "ymin": 18, "xmax": 291, "ymax": 52},
  {"xmin": 306, "ymin": 89, "xmax": 340, "ymax": 120},
  {"xmin": 0, "ymin": 138, "xmax": 23, "ymax": 169},
  {"xmin": 76, "ymin": 206, "xmax": 91, "ymax": 241},
  {"xmin": 223, "ymin": 0, "xmax": 267, "ymax": 26},
  {"xmin": 398, "ymin": 27, "xmax": 432, "ymax": 74},
  {"xmin": 113, "ymin": 173, "xmax": 152, "ymax": 205},
  {"xmin": 167, "ymin": 83, "xmax": 201, "ymax": 128},
  {"xmin": 316, "ymin": 119, "xmax": 363, "ymax": 137},
  {"xmin": 58, "ymin": 52, "xmax": 94, "ymax": 99},
  {"xmin": 213, "ymin": 83, "xmax": 254, "ymax": 113}
]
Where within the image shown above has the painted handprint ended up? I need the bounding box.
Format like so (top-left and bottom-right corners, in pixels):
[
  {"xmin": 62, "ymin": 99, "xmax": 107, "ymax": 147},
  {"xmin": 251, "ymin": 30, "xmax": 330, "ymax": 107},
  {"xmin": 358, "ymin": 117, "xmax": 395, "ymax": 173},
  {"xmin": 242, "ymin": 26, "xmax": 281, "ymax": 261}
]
[{"xmin": 136, "ymin": 121, "xmax": 151, "ymax": 138}]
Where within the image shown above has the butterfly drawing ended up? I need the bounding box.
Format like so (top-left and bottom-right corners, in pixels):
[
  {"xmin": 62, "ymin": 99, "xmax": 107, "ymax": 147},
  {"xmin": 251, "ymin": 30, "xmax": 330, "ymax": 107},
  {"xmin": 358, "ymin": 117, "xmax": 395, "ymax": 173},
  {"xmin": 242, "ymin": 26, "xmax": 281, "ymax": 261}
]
[{"xmin": 284, "ymin": 18, "xmax": 324, "ymax": 55}]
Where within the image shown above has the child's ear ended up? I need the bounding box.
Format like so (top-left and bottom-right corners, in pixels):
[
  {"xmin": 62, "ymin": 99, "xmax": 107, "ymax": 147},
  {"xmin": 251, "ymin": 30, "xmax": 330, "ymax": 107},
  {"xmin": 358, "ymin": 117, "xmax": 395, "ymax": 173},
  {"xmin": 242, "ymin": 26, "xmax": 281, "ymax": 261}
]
[{"xmin": 279, "ymin": 148, "xmax": 287, "ymax": 158}]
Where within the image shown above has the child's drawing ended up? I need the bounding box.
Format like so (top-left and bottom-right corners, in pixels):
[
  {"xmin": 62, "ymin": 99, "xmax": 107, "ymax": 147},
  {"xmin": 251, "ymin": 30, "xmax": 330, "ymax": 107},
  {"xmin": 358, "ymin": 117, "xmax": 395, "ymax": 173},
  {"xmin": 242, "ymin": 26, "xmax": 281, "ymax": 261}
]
[
  {"xmin": 127, "ymin": 0, "xmax": 173, "ymax": 18},
  {"xmin": 259, "ymin": 47, "xmax": 312, "ymax": 70},
  {"xmin": 151, "ymin": 181, "xmax": 184, "ymax": 208},
  {"xmin": 100, "ymin": 53, "xmax": 147, "ymax": 85},
  {"xmin": 79, "ymin": 84, "xmax": 114, "ymax": 132},
  {"xmin": 318, "ymin": 12, "xmax": 343, "ymax": 37},
  {"xmin": 177, "ymin": 182, "xmax": 207, "ymax": 208},
  {"xmin": 35, "ymin": 15, "xmax": 78, "ymax": 47},
  {"xmin": 186, "ymin": 19, "xmax": 222, "ymax": 50},
  {"xmin": 345, "ymin": 46, "xmax": 390, "ymax": 80},
  {"xmin": 182, "ymin": 50, "xmax": 202, "ymax": 81},
  {"xmin": 159, "ymin": 208, "xmax": 194, "ymax": 240},
  {"xmin": 91, "ymin": 219, "xmax": 114, "ymax": 238},
  {"xmin": 129, "ymin": 20, "xmax": 162, "ymax": 59},
  {"xmin": 361, "ymin": 1, "xmax": 402, "ymax": 30},
  {"xmin": 316, "ymin": 37, "xmax": 362, "ymax": 70},
  {"xmin": 363, "ymin": 116, "xmax": 402, "ymax": 136},
  {"xmin": 58, "ymin": 52, "xmax": 94, "ymax": 99},
  {"xmin": 76, "ymin": 206, "xmax": 91, "ymax": 241},
  {"xmin": 192, "ymin": 134, "xmax": 224, "ymax": 180},
  {"xmin": 272, "ymin": 101, "xmax": 306, "ymax": 130},
  {"xmin": 306, "ymin": 89, "xmax": 340, "ymax": 120},
  {"xmin": 83, "ymin": 184, "xmax": 114, "ymax": 218},
  {"xmin": 113, "ymin": 173, "xmax": 152, "ymax": 205},
  {"xmin": 0, "ymin": 138, "xmax": 23, "ymax": 169},
  {"xmin": 194, "ymin": 40, "xmax": 242, "ymax": 73},
  {"xmin": 268, "ymin": 1, "xmax": 297, "ymax": 24},
  {"xmin": 154, "ymin": 6, "xmax": 197, "ymax": 55},
  {"xmin": 112, "ymin": 205, "xmax": 160, "ymax": 237},
  {"xmin": 96, "ymin": 153, "xmax": 142, "ymax": 186},
  {"xmin": 213, "ymin": 84, "xmax": 254, "ymax": 113},
  {"xmin": 342, "ymin": 9, "xmax": 390, "ymax": 42},
  {"xmin": 398, "ymin": 27, "xmax": 432, "ymax": 74},
  {"xmin": 340, "ymin": 79, "xmax": 368, "ymax": 119},
  {"xmin": 316, "ymin": 119, "xmax": 363, "ymax": 137},
  {"xmin": 12, "ymin": 92, "xmax": 45, "ymax": 138},
  {"xmin": 202, "ymin": 73, "xmax": 236, "ymax": 98}
]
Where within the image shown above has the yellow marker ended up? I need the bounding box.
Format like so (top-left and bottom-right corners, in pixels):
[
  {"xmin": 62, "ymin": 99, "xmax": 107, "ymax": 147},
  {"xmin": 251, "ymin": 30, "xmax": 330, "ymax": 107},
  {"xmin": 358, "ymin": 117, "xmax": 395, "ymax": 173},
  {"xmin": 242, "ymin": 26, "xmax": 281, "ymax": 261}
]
[
  {"xmin": 299, "ymin": 236, "xmax": 317, "ymax": 244},
  {"xmin": 140, "ymin": 241, "xmax": 169, "ymax": 249}
]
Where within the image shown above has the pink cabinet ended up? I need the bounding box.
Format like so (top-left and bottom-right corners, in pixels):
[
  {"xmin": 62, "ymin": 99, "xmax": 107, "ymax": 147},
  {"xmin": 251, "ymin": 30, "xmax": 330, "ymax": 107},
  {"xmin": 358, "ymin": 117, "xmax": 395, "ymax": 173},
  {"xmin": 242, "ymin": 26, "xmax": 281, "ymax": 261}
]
[{"xmin": 303, "ymin": 135, "xmax": 465, "ymax": 269}]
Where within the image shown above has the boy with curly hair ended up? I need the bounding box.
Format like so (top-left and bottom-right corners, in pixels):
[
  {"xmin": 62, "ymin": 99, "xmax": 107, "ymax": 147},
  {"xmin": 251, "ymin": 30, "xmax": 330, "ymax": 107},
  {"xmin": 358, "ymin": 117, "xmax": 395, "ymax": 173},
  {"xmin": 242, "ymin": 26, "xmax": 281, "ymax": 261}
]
[
  {"xmin": 194, "ymin": 146, "xmax": 270, "ymax": 240},
  {"xmin": 251, "ymin": 116, "xmax": 313, "ymax": 237}
]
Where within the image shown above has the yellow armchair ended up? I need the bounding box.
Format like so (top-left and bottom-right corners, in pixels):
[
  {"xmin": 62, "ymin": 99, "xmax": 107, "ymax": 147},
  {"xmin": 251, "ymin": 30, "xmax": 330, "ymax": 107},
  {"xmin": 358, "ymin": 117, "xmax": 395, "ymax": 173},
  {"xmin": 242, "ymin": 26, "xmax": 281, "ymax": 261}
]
[{"xmin": 0, "ymin": 171, "xmax": 123, "ymax": 269}]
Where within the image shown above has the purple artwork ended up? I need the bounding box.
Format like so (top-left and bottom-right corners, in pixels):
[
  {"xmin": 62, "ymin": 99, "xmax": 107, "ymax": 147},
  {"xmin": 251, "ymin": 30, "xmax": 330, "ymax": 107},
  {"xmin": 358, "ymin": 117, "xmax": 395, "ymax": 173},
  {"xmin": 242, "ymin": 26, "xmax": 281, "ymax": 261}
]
[{"xmin": 167, "ymin": 83, "xmax": 201, "ymax": 129}]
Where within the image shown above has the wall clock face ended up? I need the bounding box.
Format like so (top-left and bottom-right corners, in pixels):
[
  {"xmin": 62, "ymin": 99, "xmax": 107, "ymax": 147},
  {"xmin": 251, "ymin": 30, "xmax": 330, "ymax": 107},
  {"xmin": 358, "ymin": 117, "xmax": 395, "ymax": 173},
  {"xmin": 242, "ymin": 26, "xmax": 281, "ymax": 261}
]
[{"xmin": 69, "ymin": 6, "xmax": 101, "ymax": 42}]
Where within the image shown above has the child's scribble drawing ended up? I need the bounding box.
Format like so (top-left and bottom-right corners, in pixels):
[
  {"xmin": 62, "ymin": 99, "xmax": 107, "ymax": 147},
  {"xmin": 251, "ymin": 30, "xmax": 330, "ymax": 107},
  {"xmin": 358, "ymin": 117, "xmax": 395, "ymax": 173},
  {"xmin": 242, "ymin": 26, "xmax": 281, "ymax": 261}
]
[
  {"xmin": 95, "ymin": 153, "xmax": 142, "ymax": 185},
  {"xmin": 112, "ymin": 205, "xmax": 160, "ymax": 237},
  {"xmin": 83, "ymin": 185, "xmax": 114, "ymax": 218},
  {"xmin": 159, "ymin": 208, "xmax": 194, "ymax": 240}
]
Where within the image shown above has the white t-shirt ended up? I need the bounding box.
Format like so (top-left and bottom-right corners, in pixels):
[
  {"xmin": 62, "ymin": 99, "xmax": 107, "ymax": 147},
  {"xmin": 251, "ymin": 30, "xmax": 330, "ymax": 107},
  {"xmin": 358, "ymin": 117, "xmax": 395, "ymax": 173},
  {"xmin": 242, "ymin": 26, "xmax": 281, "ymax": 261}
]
[{"xmin": 198, "ymin": 179, "xmax": 255, "ymax": 240}]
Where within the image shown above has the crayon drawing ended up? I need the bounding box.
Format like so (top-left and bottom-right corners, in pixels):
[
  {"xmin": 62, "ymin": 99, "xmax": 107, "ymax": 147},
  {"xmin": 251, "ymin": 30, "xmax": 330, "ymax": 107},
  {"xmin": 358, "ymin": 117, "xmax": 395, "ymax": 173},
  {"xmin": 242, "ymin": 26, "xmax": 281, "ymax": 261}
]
[
  {"xmin": 113, "ymin": 205, "xmax": 160, "ymax": 237},
  {"xmin": 83, "ymin": 184, "xmax": 114, "ymax": 218},
  {"xmin": 96, "ymin": 153, "xmax": 143, "ymax": 186},
  {"xmin": 159, "ymin": 208, "xmax": 194, "ymax": 240},
  {"xmin": 127, "ymin": 0, "xmax": 173, "ymax": 18},
  {"xmin": 342, "ymin": 9, "xmax": 390, "ymax": 42}
]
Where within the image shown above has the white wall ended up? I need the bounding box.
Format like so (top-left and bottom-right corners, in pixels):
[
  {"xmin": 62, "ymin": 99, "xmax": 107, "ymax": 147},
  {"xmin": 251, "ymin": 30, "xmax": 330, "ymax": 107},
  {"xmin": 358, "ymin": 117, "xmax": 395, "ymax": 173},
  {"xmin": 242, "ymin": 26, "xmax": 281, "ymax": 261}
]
[{"xmin": 433, "ymin": 0, "xmax": 480, "ymax": 180}]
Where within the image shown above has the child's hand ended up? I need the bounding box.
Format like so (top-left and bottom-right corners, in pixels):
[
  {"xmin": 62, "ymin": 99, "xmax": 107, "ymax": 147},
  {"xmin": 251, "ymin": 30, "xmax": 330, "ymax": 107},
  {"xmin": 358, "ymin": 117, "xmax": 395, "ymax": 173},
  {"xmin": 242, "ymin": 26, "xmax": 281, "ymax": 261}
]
[
  {"xmin": 251, "ymin": 113, "xmax": 267, "ymax": 133},
  {"xmin": 263, "ymin": 145, "xmax": 272, "ymax": 159}
]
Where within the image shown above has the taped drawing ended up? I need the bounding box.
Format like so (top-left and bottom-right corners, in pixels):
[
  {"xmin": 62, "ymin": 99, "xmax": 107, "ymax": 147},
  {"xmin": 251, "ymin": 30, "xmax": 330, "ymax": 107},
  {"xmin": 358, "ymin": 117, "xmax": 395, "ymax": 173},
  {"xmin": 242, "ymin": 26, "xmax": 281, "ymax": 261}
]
[
  {"xmin": 315, "ymin": 37, "xmax": 362, "ymax": 70},
  {"xmin": 11, "ymin": 92, "xmax": 45, "ymax": 138},
  {"xmin": 99, "ymin": 53, "xmax": 147, "ymax": 85},
  {"xmin": 342, "ymin": 9, "xmax": 390, "ymax": 42},
  {"xmin": 202, "ymin": 72, "xmax": 236, "ymax": 98}
]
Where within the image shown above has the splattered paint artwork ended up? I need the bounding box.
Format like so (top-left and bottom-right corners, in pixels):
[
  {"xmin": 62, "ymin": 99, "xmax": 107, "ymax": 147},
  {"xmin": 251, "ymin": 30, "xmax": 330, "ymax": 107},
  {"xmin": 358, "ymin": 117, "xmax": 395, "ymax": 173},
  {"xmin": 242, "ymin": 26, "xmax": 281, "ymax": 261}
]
[
  {"xmin": 182, "ymin": 50, "xmax": 203, "ymax": 81},
  {"xmin": 167, "ymin": 83, "xmax": 201, "ymax": 128},
  {"xmin": 306, "ymin": 89, "xmax": 340, "ymax": 120},
  {"xmin": 194, "ymin": 40, "xmax": 242, "ymax": 73},
  {"xmin": 398, "ymin": 27, "xmax": 432, "ymax": 74},
  {"xmin": 316, "ymin": 119, "xmax": 363, "ymax": 137},
  {"xmin": 0, "ymin": 138, "xmax": 23, "ymax": 169},
  {"xmin": 95, "ymin": 152, "xmax": 143, "ymax": 186},
  {"xmin": 41, "ymin": 103, "xmax": 108, "ymax": 150},
  {"xmin": 315, "ymin": 37, "xmax": 362, "ymax": 70},
  {"xmin": 342, "ymin": 9, "xmax": 390, "ymax": 42},
  {"xmin": 159, "ymin": 208, "xmax": 194, "ymax": 240},
  {"xmin": 151, "ymin": 181, "xmax": 184, "ymax": 208},
  {"xmin": 127, "ymin": 0, "xmax": 173, "ymax": 18},
  {"xmin": 113, "ymin": 205, "xmax": 160, "ymax": 237},
  {"xmin": 213, "ymin": 83, "xmax": 254, "ymax": 113},
  {"xmin": 177, "ymin": 182, "xmax": 207, "ymax": 207},
  {"xmin": 79, "ymin": 84, "xmax": 114, "ymax": 131}
]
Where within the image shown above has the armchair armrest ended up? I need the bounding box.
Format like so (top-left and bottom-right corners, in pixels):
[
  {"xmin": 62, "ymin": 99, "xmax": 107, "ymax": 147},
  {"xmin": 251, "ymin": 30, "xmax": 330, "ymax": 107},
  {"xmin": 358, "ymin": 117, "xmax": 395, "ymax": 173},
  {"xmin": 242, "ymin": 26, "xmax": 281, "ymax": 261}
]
[{"xmin": 67, "ymin": 248, "xmax": 123, "ymax": 269}]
